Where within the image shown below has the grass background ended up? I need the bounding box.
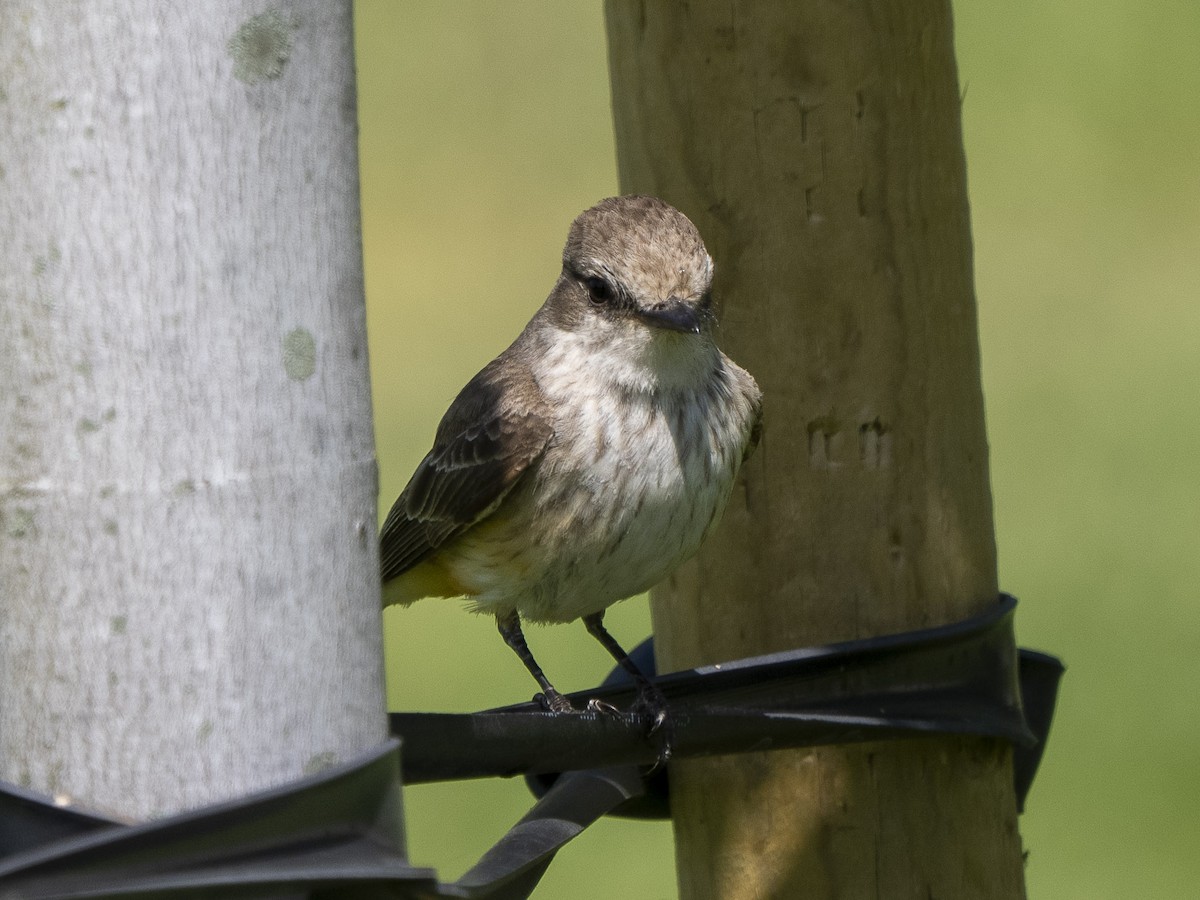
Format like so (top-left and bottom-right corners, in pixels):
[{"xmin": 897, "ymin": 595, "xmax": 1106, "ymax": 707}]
[{"xmin": 354, "ymin": 2, "xmax": 1200, "ymax": 897}]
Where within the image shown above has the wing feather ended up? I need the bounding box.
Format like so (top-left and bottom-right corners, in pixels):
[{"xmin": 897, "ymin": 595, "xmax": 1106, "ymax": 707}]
[{"xmin": 380, "ymin": 357, "xmax": 553, "ymax": 582}]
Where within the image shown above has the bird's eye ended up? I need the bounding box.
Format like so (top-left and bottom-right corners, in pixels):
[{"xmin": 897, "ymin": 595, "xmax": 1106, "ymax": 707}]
[{"xmin": 584, "ymin": 275, "xmax": 615, "ymax": 305}]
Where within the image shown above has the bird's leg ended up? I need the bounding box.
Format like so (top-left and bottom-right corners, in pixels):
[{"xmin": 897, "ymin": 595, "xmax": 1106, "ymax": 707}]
[
  {"xmin": 582, "ymin": 611, "xmax": 670, "ymax": 742},
  {"xmin": 496, "ymin": 611, "xmax": 574, "ymax": 713}
]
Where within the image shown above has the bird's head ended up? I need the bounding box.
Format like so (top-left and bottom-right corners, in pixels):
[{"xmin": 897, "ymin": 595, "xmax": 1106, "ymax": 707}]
[{"xmin": 548, "ymin": 195, "xmax": 716, "ymax": 346}]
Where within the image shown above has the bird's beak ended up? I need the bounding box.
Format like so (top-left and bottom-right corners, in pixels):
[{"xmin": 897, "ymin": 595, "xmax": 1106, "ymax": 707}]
[{"xmin": 637, "ymin": 298, "xmax": 703, "ymax": 335}]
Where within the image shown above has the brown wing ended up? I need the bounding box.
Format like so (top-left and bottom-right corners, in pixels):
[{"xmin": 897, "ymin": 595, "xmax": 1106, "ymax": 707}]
[{"xmin": 380, "ymin": 357, "xmax": 553, "ymax": 582}]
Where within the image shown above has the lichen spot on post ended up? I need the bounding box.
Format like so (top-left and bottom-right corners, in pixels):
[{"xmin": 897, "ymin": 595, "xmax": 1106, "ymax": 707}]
[
  {"xmin": 227, "ymin": 10, "xmax": 294, "ymax": 84},
  {"xmin": 282, "ymin": 327, "xmax": 317, "ymax": 381}
]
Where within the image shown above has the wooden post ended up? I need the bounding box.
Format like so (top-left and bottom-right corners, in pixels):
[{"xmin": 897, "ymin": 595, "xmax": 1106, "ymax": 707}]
[
  {"xmin": 605, "ymin": 2, "xmax": 1027, "ymax": 897},
  {"xmin": 0, "ymin": 1, "xmax": 386, "ymax": 819}
]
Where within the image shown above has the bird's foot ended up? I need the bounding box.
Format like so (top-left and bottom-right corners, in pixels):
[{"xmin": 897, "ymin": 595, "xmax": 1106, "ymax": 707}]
[
  {"xmin": 586, "ymin": 695, "xmax": 671, "ymax": 768},
  {"xmin": 534, "ymin": 687, "xmax": 575, "ymax": 714},
  {"xmin": 535, "ymin": 691, "xmax": 630, "ymax": 718},
  {"xmin": 578, "ymin": 610, "xmax": 671, "ymax": 760}
]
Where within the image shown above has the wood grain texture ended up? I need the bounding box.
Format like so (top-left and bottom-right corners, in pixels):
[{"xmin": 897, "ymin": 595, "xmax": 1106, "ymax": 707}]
[
  {"xmin": 0, "ymin": 1, "xmax": 386, "ymax": 819},
  {"xmin": 605, "ymin": 1, "xmax": 1026, "ymax": 896}
]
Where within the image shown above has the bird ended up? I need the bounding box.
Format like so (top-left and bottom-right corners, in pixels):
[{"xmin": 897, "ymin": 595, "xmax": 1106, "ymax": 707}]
[{"xmin": 380, "ymin": 195, "xmax": 762, "ymax": 725}]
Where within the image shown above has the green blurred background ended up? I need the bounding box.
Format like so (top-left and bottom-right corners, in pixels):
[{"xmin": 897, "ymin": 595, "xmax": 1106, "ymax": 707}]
[{"xmin": 354, "ymin": 2, "xmax": 1200, "ymax": 897}]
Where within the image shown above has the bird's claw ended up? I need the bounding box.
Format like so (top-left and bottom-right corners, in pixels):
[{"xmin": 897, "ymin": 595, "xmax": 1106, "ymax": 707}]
[
  {"xmin": 631, "ymin": 684, "xmax": 669, "ymax": 730},
  {"xmin": 626, "ymin": 683, "xmax": 672, "ymax": 767},
  {"xmin": 586, "ymin": 698, "xmax": 623, "ymax": 716},
  {"xmin": 644, "ymin": 708, "xmax": 669, "ymax": 737}
]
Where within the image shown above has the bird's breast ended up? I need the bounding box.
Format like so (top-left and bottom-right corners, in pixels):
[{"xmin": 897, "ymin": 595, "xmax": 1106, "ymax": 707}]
[
  {"xmin": 521, "ymin": 372, "xmax": 750, "ymax": 619},
  {"xmin": 445, "ymin": 342, "xmax": 758, "ymax": 623}
]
